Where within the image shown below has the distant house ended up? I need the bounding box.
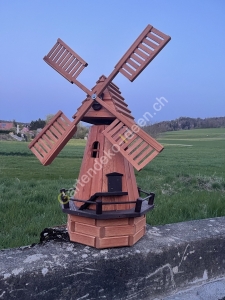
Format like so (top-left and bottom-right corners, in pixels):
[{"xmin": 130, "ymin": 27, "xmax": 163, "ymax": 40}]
[
  {"xmin": 0, "ymin": 122, "xmax": 14, "ymax": 131},
  {"xmin": 21, "ymin": 127, "xmax": 29, "ymax": 133}
]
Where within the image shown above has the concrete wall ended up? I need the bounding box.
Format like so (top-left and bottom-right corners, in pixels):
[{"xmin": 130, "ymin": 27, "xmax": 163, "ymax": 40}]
[{"xmin": 1, "ymin": 217, "xmax": 225, "ymax": 299}]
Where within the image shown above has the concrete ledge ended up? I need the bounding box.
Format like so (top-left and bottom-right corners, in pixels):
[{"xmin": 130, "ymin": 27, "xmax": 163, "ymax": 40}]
[{"xmin": 1, "ymin": 217, "xmax": 225, "ymax": 299}]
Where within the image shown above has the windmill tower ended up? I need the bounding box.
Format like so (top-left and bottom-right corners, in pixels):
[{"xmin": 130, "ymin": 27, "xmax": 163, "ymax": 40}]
[{"xmin": 29, "ymin": 25, "xmax": 171, "ymax": 248}]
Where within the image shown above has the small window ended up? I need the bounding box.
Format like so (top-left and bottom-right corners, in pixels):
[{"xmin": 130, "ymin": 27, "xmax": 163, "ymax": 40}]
[{"xmin": 91, "ymin": 141, "xmax": 100, "ymax": 158}]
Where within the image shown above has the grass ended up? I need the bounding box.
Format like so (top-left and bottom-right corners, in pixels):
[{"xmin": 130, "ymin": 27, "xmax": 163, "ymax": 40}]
[{"xmin": 0, "ymin": 128, "xmax": 225, "ymax": 249}]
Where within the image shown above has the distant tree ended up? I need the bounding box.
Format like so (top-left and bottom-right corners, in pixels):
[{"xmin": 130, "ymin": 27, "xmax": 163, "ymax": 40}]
[
  {"xmin": 13, "ymin": 119, "xmax": 17, "ymax": 127},
  {"xmin": 73, "ymin": 122, "xmax": 89, "ymax": 139},
  {"xmin": 46, "ymin": 114, "xmax": 55, "ymax": 124},
  {"xmin": 29, "ymin": 118, "xmax": 46, "ymax": 130}
]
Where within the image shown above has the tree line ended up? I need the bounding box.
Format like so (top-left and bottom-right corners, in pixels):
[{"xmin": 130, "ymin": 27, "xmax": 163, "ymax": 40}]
[{"xmin": 143, "ymin": 116, "xmax": 225, "ymax": 137}]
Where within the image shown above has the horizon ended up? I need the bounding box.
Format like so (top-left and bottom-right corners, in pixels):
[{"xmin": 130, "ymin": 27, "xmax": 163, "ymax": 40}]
[
  {"xmin": 0, "ymin": 1, "xmax": 225, "ymax": 123},
  {"xmin": 1, "ymin": 115, "xmax": 225, "ymax": 127}
]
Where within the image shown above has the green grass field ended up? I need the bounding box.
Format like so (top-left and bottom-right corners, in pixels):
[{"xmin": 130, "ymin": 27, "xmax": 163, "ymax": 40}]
[{"xmin": 0, "ymin": 128, "xmax": 225, "ymax": 249}]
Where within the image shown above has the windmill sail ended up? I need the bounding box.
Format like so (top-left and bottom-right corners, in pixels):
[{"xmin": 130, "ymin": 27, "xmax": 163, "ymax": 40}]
[
  {"xmin": 43, "ymin": 38, "xmax": 88, "ymax": 83},
  {"xmin": 115, "ymin": 25, "xmax": 171, "ymax": 82},
  {"xmin": 29, "ymin": 99, "xmax": 93, "ymax": 165},
  {"xmin": 29, "ymin": 111, "xmax": 77, "ymax": 166},
  {"xmin": 102, "ymin": 118, "xmax": 163, "ymax": 171}
]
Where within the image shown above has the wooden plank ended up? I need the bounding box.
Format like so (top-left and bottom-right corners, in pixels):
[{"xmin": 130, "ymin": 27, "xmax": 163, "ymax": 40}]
[
  {"xmin": 60, "ymin": 113, "xmax": 71, "ymax": 125},
  {"xmin": 38, "ymin": 138, "xmax": 51, "ymax": 153},
  {"xmin": 135, "ymin": 48, "xmax": 149, "ymax": 60},
  {"xmin": 112, "ymin": 101, "xmax": 133, "ymax": 119},
  {"xmin": 89, "ymin": 125, "xmax": 104, "ymax": 209},
  {"xmin": 74, "ymin": 126, "xmax": 98, "ymax": 204},
  {"xmin": 151, "ymin": 27, "xmax": 168, "ymax": 40},
  {"xmin": 57, "ymin": 117, "xmax": 68, "ymax": 130},
  {"xmin": 123, "ymin": 158, "xmax": 135, "ymax": 209},
  {"xmin": 107, "ymin": 82, "xmax": 124, "ymax": 94},
  {"xmin": 122, "ymin": 63, "xmax": 135, "ymax": 76},
  {"xmin": 108, "ymin": 85, "xmax": 124, "ymax": 98},
  {"xmin": 125, "ymin": 138, "xmax": 141, "ymax": 155},
  {"xmin": 138, "ymin": 150, "xmax": 159, "ymax": 170},
  {"xmin": 46, "ymin": 42, "xmax": 60, "ymax": 58},
  {"xmin": 71, "ymin": 61, "xmax": 82, "ymax": 76},
  {"xmin": 69, "ymin": 215, "xmax": 96, "ymax": 225},
  {"xmin": 69, "ymin": 232, "xmax": 96, "ymax": 247},
  {"xmin": 110, "ymin": 93, "xmax": 126, "ymax": 105},
  {"xmin": 29, "ymin": 111, "xmax": 63, "ymax": 148},
  {"xmin": 34, "ymin": 143, "xmax": 46, "ymax": 157},
  {"xmin": 53, "ymin": 121, "xmax": 65, "ymax": 135},
  {"xmin": 66, "ymin": 58, "xmax": 78, "ymax": 73},
  {"xmin": 103, "ymin": 118, "xmax": 120, "ymax": 134},
  {"xmin": 119, "ymin": 68, "xmax": 132, "ymax": 80},
  {"xmin": 147, "ymin": 32, "xmax": 162, "ymax": 44},
  {"xmin": 30, "ymin": 146, "xmax": 44, "ymax": 162},
  {"xmin": 50, "ymin": 126, "xmax": 61, "ymax": 139},
  {"xmin": 130, "ymin": 53, "xmax": 144, "ymax": 65},
  {"xmin": 128, "ymin": 161, "xmax": 139, "ymax": 201},
  {"xmin": 101, "ymin": 136, "xmax": 117, "ymax": 211},
  {"xmin": 129, "ymin": 142, "xmax": 149, "ymax": 160},
  {"xmin": 46, "ymin": 129, "xmax": 58, "ymax": 142},
  {"xmin": 104, "ymin": 225, "xmax": 135, "ymax": 237},
  {"xmin": 75, "ymin": 222, "xmax": 103, "ymax": 237},
  {"xmin": 41, "ymin": 99, "xmax": 93, "ymax": 166},
  {"xmin": 143, "ymin": 38, "xmax": 157, "ymax": 50},
  {"xmin": 113, "ymin": 126, "xmax": 128, "ymax": 142},
  {"xmin": 115, "ymin": 107, "xmax": 135, "ymax": 120},
  {"xmin": 57, "ymin": 50, "xmax": 69, "ymax": 65},
  {"xmin": 61, "ymin": 54, "xmax": 73, "ymax": 70},
  {"xmin": 102, "ymin": 131, "xmax": 139, "ymax": 170},
  {"xmin": 97, "ymin": 96, "xmax": 164, "ymax": 153},
  {"xmin": 126, "ymin": 58, "xmax": 139, "ymax": 70},
  {"xmin": 96, "ymin": 236, "xmax": 129, "ymax": 249},
  {"xmin": 115, "ymin": 24, "xmax": 153, "ymax": 69},
  {"xmin": 96, "ymin": 218, "xmax": 129, "ymax": 227},
  {"xmin": 120, "ymin": 131, "xmax": 136, "ymax": 149},
  {"xmin": 57, "ymin": 38, "xmax": 88, "ymax": 66},
  {"xmin": 42, "ymin": 124, "xmax": 77, "ymax": 166},
  {"xmin": 42, "ymin": 134, "xmax": 53, "ymax": 149},
  {"xmin": 112, "ymin": 153, "xmax": 129, "ymax": 211},
  {"xmin": 52, "ymin": 46, "xmax": 65, "ymax": 62},
  {"xmin": 111, "ymin": 98, "xmax": 129, "ymax": 111},
  {"xmin": 73, "ymin": 64, "xmax": 85, "ymax": 78},
  {"xmin": 128, "ymin": 226, "xmax": 145, "ymax": 246},
  {"xmin": 139, "ymin": 43, "xmax": 153, "ymax": 56},
  {"xmin": 109, "ymin": 81, "xmax": 119, "ymax": 90},
  {"xmin": 60, "ymin": 52, "xmax": 71, "ymax": 68},
  {"xmin": 109, "ymin": 121, "xmax": 124, "ymax": 137},
  {"xmin": 135, "ymin": 146, "xmax": 153, "ymax": 165}
]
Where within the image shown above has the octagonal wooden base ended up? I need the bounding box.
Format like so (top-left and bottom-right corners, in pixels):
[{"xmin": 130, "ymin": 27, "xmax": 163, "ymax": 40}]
[{"xmin": 67, "ymin": 214, "xmax": 146, "ymax": 249}]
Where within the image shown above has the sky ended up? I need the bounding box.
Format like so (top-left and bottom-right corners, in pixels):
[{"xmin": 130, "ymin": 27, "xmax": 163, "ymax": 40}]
[{"xmin": 0, "ymin": 0, "xmax": 225, "ymax": 124}]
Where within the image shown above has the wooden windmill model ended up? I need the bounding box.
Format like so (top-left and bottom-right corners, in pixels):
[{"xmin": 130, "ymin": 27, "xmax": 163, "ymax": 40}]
[{"xmin": 29, "ymin": 25, "xmax": 171, "ymax": 248}]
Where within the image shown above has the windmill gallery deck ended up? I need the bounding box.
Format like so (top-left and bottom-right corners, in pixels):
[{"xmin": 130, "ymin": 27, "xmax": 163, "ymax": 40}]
[{"xmin": 29, "ymin": 24, "xmax": 171, "ymax": 248}]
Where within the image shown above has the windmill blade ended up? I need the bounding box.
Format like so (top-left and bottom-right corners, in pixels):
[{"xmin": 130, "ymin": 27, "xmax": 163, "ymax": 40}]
[
  {"xmin": 86, "ymin": 93, "xmax": 163, "ymax": 171},
  {"xmin": 115, "ymin": 24, "xmax": 171, "ymax": 82},
  {"xmin": 93, "ymin": 24, "xmax": 171, "ymax": 96},
  {"xmin": 44, "ymin": 38, "xmax": 88, "ymax": 86},
  {"xmin": 102, "ymin": 118, "xmax": 163, "ymax": 171},
  {"xmin": 29, "ymin": 99, "xmax": 92, "ymax": 165},
  {"xmin": 43, "ymin": 25, "xmax": 170, "ymax": 101}
]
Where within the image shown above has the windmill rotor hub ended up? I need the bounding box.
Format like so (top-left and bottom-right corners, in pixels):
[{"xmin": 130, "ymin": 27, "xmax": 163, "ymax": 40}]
[{"xmin": 91, "ymin": 94, "xmax": 97, "ymax": 100}]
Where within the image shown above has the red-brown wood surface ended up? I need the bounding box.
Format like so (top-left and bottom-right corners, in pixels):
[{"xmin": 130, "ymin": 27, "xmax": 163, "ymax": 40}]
[
  {"xmin": 115, "ymin": 24, "xmax": 171, "ymax": 82},
  {"xmin": 29, "ymin": 99, "xmax": 93, "ymax": 166},
  {"xmin": 43, "ymin": 38, "xmax": 88, "ymax": 83},
  {"xmin": 102, "ymin": 118, "xmax": 163, "ymax": 171}
]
